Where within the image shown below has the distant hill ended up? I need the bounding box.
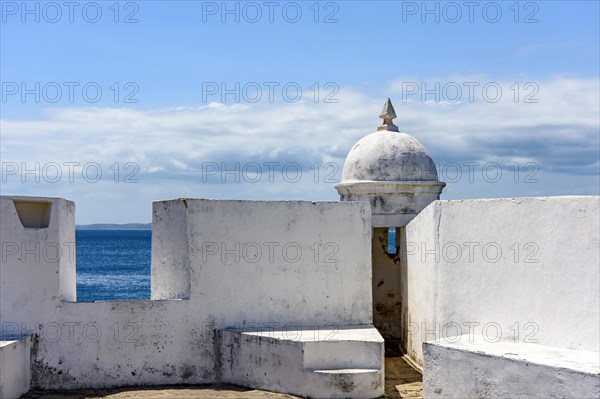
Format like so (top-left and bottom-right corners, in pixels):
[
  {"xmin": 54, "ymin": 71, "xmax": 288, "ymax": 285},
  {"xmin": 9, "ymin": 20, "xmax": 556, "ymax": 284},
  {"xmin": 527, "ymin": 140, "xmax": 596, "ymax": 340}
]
[{"xmin": 76, "ymin": 223, "xmax": 152, "ymax": 230}]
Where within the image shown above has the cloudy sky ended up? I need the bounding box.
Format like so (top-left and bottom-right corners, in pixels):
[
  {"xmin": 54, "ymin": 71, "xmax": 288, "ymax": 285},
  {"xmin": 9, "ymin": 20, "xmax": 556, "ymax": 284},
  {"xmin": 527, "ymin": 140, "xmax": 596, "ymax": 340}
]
[{"xmin": 1, "ymin": 1, "xmax": 598, "ymax": 223}]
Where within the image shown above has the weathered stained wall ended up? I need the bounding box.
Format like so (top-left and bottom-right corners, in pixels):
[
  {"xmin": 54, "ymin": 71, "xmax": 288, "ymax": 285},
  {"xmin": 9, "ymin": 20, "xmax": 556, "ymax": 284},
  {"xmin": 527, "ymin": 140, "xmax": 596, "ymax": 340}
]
[
  {"xmin": 1, "ymin": 196, "xmax": 375, "ymax": 391},
  {"xmin": 0, "ymin": 197, "xmax": 75, "ymax": 325},
  {"xmin": 401, "ymin": 196, "xmax": 600, "ymax": 366},
  {"xmin": 0, "ymin": 337, "xmax": 31, "ymax": 398},
  {"xmin": 423, "ymin": 336, "xmax": 600, "ymax": 398},
  {"xmin": 172, "ymin": 199, "xmax": 373, "ymax": 326}
]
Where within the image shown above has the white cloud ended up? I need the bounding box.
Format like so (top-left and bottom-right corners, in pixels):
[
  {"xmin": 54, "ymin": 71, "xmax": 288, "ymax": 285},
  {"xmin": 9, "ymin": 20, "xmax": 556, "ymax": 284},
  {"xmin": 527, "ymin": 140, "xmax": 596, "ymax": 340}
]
[{"xmin": 1, "ymin": 76, "xmax": 598, "ymax": 223}]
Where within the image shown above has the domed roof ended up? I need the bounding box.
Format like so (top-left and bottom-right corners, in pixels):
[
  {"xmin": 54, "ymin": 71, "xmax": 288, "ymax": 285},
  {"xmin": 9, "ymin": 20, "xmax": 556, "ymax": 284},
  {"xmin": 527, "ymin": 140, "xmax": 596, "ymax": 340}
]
[{"xmin": 341, "ymin": 99, "xmax": 439, "ymax": 183}]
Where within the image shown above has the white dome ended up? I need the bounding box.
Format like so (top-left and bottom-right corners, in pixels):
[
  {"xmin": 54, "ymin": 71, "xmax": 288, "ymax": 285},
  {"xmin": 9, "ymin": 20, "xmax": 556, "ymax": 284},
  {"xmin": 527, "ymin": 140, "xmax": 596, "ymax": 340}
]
[
  {"xmin": 341, "ymin": 130, "xmax": 439, "ymax": 182},
  {"xmin": 335, "ymin": 98, "xmax": 445, "ymax": 227}
]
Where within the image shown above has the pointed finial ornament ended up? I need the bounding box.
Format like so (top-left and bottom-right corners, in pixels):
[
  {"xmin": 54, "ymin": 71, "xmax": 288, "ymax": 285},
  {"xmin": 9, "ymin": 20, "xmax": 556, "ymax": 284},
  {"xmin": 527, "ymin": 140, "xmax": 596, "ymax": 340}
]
[{"xmin": 377, "ymin": 98, "xmax": 399, "ymax": 132}]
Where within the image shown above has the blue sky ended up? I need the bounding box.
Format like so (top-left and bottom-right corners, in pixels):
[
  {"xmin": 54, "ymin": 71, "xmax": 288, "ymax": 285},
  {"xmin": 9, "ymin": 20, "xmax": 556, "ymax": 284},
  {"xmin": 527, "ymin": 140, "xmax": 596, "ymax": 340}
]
[{"xmin": 1, "ymin": 0, "xmax": 599, "ymax": 223}]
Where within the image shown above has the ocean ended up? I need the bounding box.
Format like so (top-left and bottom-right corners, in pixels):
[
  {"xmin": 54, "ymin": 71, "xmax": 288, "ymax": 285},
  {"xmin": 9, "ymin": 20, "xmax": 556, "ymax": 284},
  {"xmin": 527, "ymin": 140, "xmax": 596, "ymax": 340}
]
[{"xmin": 76, "ymin": 230, "xmax": 151, "ymax": 302}]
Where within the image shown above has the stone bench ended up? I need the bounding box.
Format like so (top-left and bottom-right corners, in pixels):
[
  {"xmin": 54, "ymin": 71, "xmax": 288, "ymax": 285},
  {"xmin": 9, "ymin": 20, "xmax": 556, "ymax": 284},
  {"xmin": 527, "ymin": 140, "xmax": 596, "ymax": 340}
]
[
  {"xmin": 218, "ymin": 325, "xmax": 384, "ymax": 399},
  {"xmin": 423, "ymin": 334, "xmax": 600, "ymax": 398}
]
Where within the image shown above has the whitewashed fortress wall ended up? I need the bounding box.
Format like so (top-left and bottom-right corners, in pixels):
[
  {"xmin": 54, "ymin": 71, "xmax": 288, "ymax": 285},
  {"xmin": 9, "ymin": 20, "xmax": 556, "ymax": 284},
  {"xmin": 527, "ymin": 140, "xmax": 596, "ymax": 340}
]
[{"xmin": 1, "ymin": 196, "xmax": 383, "ymax": 399}]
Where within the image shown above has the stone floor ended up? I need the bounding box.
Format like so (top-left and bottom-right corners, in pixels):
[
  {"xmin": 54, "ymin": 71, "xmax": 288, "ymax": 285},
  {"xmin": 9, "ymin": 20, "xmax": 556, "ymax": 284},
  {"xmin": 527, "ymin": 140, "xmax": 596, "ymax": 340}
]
[
  {"xmin": 21, "ymin": 356, "xmax": 422, "ymax": 399},
  {"xmin": 384, "ymin": 357, "xmax": 423, "ymax": 399},
  {"xmin": 20, "ymin": 386, "xmax": 299, "ymax": 399}
]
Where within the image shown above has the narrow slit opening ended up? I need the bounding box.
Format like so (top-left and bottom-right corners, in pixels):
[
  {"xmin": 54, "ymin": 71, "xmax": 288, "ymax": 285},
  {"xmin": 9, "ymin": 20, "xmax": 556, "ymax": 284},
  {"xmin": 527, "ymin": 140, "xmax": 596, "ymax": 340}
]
[{"xmin": 387, "ymin": 226, "xmax": 397, "ymax": 254}]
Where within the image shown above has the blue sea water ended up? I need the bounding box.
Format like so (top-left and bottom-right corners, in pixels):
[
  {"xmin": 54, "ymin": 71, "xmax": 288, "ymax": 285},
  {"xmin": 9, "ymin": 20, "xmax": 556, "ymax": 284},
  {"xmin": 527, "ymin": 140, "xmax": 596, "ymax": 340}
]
[{"xmin": 76, "ymin": 230, "xmax": 151, "ymax": 302}]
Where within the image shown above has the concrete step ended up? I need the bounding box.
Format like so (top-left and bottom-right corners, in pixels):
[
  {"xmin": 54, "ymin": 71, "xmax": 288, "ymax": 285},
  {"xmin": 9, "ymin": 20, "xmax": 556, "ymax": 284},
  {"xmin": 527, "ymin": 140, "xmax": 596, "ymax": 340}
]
[
  {"xmin": 303, "ymin": 332, "xmax": 382, "ymax": 371},
  {"xmin": 311, "ymin": 368, "xmax": 383, "ymax": 399},
  {"xmin": 313, "ymin": 368, "xmax": 380, "ymax": 373},
  {"xmin": 217, "ymin": 325, "xmax": 384, "ymax": 399},
  {"xmin": 423, "ymin": 334, "xmax": 600, "ymax": 399}
]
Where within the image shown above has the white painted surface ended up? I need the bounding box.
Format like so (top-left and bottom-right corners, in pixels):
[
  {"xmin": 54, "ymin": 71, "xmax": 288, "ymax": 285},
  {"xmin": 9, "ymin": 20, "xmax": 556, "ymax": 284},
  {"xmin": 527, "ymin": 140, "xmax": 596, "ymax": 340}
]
[
  {"xmin": 1, "ymin": 196, "xmax": 381, "ymax": 397},
  {"xmin": 239, "ymin": 325, "xmax": 383, "ymax": 343},
  {"xmin": 428, "ymin": 334, "xmax": 599, "ymax": 374},
  {"xmin": 219, "ymin": 326, "xmax": 384, "ymax": 399},
  {"xmin": 336, "ymin": 181, "xmax": 444, "ymax": 227},
  {"xmin": 402, "ymin": 196, "xmax": 600, "ymax": 367},
  {"xmin": 31, "ymin": 299, "xmax": 206, "ymax": 388},
  {"xmin": 5, "ymin": 193, "xmax": 597, "ymax": 397},
  {"xmin": 0, "ymin": 196, "xmax": 75, "ymax": 326},
  {"xmin": 336, "ymin": 106, "xmax": 445, "ymax": 228},
  {"xmin": 341, "ymin": 131, "xmax": 439, "ymax": 182},
  {"xmin": 155, "ymin": 199, "xmax": 374, "ymax": 326},
  {"xmin": 423, "ymin": 335, "xmax": 600, "ymax": 398},
  {"xmin": 151, "ymin": 199, "xmax": 190, "ymax": 300},
  {"xmin": 0, "ymin": 337, "xmax": 31, "ymax": 399}
]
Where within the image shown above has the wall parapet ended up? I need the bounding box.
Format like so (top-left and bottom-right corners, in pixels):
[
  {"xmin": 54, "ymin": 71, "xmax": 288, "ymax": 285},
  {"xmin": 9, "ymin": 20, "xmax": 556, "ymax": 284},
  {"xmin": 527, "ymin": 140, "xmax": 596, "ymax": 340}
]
[{"xmin": 401, "ymin": 196, "xmax": 600, "ymax": 366}]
